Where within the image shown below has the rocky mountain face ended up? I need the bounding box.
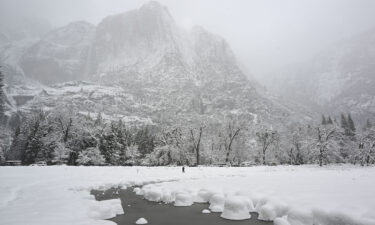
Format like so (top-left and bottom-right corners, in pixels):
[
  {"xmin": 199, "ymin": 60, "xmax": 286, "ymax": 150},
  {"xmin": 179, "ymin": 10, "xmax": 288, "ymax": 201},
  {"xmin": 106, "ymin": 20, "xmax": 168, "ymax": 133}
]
[
  {"xmin": 274, "ymin": 28, "xmax": 375, "ymax": 120},
  {"xmin": 20, "ymin": 21, "xmax": 95, "ymax": 84},
  {"xmin": 1, "ymin": 1, "xmax": 310, "ymax": 129}
]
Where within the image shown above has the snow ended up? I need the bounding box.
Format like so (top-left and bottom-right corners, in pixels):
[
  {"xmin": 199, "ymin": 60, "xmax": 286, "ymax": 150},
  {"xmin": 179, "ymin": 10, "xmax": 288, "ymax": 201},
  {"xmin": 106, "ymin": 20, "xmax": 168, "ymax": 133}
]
[
  {"xmin": 195, "ymin": 188, "xmax": 213, "ymax": 203},
  {"xmin": 174, "ymin": 192, "xmax": 193, "ymax": 206},
  {"xmin": 1, "ymin": 166, "xmax": 375, "ymax": 225},
  {"xmin": 144, "ymin": 188, "xmax": 163, "ymax": 202},
  {"xmin": 202, "ymin": 209, "xmax": 211, "ymax": 214},
  {"xmin": 274, "ymin": 217, "xmax": 291, "ymax": 225},
  {"xmin": 135, "ymin": 217, "xmax": 148, "ymax": 224},
  {"xmin": 133, "ymin": 187, "xmax": 143, "ymax": 195},
  {"xmin": 208, "ymin": 194, "xmax": 225, "ymax": 212},
  {"xmin": 220, "ymin": 197, "xmax": 251, "ymax": 220}
]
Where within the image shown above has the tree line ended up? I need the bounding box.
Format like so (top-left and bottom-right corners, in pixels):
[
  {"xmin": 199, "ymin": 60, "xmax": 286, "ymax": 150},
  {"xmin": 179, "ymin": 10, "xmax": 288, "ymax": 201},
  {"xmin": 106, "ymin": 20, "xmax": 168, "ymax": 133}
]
[{"xmin": 1, "ymin": 105, "xmax": 374, "ymax": 166}]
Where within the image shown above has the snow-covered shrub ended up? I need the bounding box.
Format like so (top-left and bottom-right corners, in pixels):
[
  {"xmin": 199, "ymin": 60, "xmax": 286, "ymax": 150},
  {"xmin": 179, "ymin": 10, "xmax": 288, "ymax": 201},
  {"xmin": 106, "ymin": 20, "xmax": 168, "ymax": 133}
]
[
  {"xmin": 53, "ymin": 142, "xmax": 70, "ymax": 164},
  {"xmin": 76, "ymin": 147, "xmax": 105, "ymax": 165}
]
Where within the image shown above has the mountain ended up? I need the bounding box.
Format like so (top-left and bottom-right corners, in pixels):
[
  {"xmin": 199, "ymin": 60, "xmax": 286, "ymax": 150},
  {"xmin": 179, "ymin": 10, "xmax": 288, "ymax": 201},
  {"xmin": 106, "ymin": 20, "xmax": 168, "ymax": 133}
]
[
  {"xmin": 2, "ymin": 1, "xmax": 311, "ymax": 130},
  {"xmin": 275, "ymin": 28, "xmax": 375, "ymax": 121},
  {"xmin": 20, "ymin": 21, "xmax": 95, "ymax": 84},
  {"xmin": 0, "ymin": 14, "xmax": 51, "ymax": 85}
]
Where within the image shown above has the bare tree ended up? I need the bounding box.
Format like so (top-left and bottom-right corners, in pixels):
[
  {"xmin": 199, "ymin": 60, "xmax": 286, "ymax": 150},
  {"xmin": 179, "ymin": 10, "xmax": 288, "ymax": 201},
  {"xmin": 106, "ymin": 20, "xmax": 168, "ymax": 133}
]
[
  {"xmin": 222, "ymin": 121, "xmax": 241, "ymax": 165},
  {"xmin": 288, "ymin": 125, "xmax": 305, "ymax": 165},
  {"xmin": 190, "ymin": 126, "xmax": 204, "ymax": 165},
  {"xmin": 256, "ymin": 128, "xmax": 278, "ymax": 165}
]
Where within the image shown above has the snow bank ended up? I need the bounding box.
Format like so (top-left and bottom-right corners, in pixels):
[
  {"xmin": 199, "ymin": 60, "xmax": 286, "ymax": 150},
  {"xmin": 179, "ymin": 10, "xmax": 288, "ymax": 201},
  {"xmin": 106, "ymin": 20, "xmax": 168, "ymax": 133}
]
[
  {"xmin": 144, "ymin": 188, "xmax": 163, "ymax": 202},
  {"xmin": 257, "ymin": 199, "xmax": 289, "ymax": 221},
  {"xmin": 220, "ymin": 197, "xmax": 251, "ymax": 220},
  {"xmin": 174, "ymin": 192, "xmax": 193, "ymax": 206},
  {"xmin": 195, "ymin": 188, "xmax": 213, "ymax": 203},
  {"xmin": 1, "ymin": 165, "xmax": 375, "ymax": 225},
  {"xmin": 209, "ymin": 194, "xmax": 225, "ymax": 212},
  {"xmin": 87, "ymin": 199, "xmax": 123, "ymax": 220}
]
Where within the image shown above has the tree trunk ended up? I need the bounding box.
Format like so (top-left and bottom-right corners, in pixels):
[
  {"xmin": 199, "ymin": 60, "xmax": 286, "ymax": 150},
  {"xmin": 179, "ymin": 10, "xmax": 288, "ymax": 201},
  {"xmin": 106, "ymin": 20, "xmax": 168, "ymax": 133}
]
[
  {"xmin": 319, "ymin": 148, "xmax": 323, "ymax": 166},
  {"xmin": 263, "ymin": 148, "xmax": 266, "ymax": 165},
  {"xmin": 225, "ymin": 150, "xmax": 230, "ymax": 164},
  {"xmin": 196, "ymin": 147, "xmax": 200, "ymax": 166}
]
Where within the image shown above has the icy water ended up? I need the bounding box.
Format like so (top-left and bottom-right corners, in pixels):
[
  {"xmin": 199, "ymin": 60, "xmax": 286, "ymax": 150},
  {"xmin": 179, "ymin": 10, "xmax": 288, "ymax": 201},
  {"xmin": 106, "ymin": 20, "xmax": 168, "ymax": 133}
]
[{"xmin": 91, "ymin": 188, "xmax": 273, "ymax": 225}]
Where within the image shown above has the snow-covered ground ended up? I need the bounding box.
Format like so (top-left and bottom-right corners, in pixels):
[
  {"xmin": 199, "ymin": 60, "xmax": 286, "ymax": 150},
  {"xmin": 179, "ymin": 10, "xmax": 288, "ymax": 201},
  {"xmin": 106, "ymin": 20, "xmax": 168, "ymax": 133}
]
[{"xmin": 0, "ymin": 165, "xmax": 374, "ymax": 225}]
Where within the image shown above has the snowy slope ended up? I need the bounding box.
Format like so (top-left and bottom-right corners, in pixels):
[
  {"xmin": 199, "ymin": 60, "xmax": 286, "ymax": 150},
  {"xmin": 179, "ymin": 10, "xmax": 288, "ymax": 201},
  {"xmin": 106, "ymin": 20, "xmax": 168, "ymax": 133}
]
[{"xmin": 0, "ymin": 166, "xmax": 374, "ymax": 225}]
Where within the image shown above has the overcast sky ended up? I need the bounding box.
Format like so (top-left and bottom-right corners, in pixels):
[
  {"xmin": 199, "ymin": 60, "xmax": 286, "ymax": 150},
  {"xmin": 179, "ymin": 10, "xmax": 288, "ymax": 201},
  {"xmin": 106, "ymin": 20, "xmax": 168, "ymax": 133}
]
[{"xmin": 2, "ymin": 0, "xmax": 375, "ymax": 83}]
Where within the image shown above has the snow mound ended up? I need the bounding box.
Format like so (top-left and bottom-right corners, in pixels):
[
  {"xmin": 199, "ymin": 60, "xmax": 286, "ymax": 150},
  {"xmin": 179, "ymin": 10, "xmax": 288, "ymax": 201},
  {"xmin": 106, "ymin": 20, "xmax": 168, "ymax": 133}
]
[
  {"xmin": 259, "ymin": 204, "xmax": 277, "ymax": 221},
  {"xmin": 220, "ymin": 197, "xmax": 251, "ymax": 220},
  {"xmin": 236, "ymin": 195, "xmax": 255, "ymax": 212},
  {"xmin": 209, "ymin": 194, "xmax": 225, "ymax": 212},
  {"xmin": 135, "ymin": 217, "xmax": 148, "ymax": 224},
  {"xmin": 257, "ymin": 199, "xmax": 289, "ymax": 221},
  {"xmin": 133, "ymin": 187, "xmax": 143, "ymax": 195},
  {"xmin": 161, "ymin": 190, "xmax": 175, "ymax": 203},
  {"xmin": 202, "ymin": 209, "xmax": 211, "ymax": 214},
  {"xmin": 174, "ymin": 192, "xmax": 193, "ymax": 206},
  {"xmin": 144, "ymin": 189, "xmax": 163, "ymax": 202},
  {"xmin": 195, "ymin": 189, "xmax": 214, "ymax": 203},
  {"xmin": 87, "ymin": 199, "xmax": 123, "ymax": 220}
]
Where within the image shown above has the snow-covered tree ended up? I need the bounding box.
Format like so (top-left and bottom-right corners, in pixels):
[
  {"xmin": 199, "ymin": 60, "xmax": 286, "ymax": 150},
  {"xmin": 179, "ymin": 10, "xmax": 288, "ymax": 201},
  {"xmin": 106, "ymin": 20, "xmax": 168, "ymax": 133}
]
[
  {"xmin": 221, "ymin": 120, "xmax": 242, "ymax": 164},
  {"xmin": 125, "ymin": 144, "xmax": 140, "ymax": 165},
  {"xmin": 287, "ymin": 125, "xmax": 305, "ymax": 165},
  {"xmin": 347, "ymin": 113, "xmax": 356, "ymax": 136},
  {"xmin": 341, "ymin": 113, "xmax": 349, "ymax": 136},
  {"xmin": 189, "ymin": 126, "xmax": 204, "ymax": 165},
  {"xmin": 327, "ymin": 116, "xmax": 333, "ymax": 124},
  {"xmin": 256, "ymin": 128, "xmax": 279, "ymax": 165},
  {"xmin": 53, "ymin": 142, "xmax": 70, "ymax": 164},
  {"xmin": 354, "ymin": 124, "xmax": 375, "ymax": 165},
  {"xmin": 315, "ymin": 123, "xmax": 338, "ymax": 166},
  {"xmin": 321, "ymin": 115, "xmax": 327, "ymax": 125},
  {"xmin": 77, "ymin": 147, "xmax": 105, "ymax": 166}
]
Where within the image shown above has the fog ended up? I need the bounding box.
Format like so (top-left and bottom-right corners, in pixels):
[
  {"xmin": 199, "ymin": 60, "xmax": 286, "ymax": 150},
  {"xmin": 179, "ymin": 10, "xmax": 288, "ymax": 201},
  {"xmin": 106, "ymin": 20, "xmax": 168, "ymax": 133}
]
[{"xmin": 2, "ymin": 0, "xmax": 375, "ymax": 83}]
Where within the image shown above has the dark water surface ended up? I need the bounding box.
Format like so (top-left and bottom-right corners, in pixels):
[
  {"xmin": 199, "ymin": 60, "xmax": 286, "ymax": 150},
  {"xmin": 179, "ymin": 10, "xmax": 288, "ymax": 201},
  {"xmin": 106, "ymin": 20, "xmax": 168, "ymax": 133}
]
[{"xmin": 91, "ymin": 188, "xmax": 273, "ymax": 225}]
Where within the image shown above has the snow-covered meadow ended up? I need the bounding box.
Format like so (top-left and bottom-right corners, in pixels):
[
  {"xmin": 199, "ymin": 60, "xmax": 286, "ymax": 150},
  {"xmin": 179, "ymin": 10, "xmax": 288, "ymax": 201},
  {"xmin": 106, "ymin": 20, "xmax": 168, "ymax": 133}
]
[{"xmin": 0, "ymin": 165, "xmax": 375, "ymax": 225}]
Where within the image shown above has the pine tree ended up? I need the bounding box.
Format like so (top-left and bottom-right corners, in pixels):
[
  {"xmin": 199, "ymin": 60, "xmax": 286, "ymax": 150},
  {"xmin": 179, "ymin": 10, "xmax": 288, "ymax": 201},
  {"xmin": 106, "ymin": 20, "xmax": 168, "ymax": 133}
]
[
  {"xmin": 23, "ymin": 112, "xmax": 46, "ymax": 164},
  {"xmin": 321, "ymin": 115, "xmax": 327, "ymax": 125},
  {"xmin": 364, "ymin": 119, "xmax": 372, "ymax": 131},
  {"xmin": 347, "ymin": 113, "xmax": 356, "ymax": 136},
  {"xmin": 341, "ymin": 113, "xmax": 349, "ymax": 135},
  {"xmin": 327, "ymin": 116, "xmax": 333, "ymax": 124}
]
